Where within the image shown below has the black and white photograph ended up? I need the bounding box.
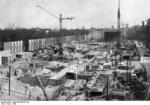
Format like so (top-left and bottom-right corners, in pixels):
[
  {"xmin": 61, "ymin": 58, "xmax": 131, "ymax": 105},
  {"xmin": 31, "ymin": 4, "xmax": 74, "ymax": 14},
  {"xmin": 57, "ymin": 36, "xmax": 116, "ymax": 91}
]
[{"xmin": 0, "ymin": 0, "xmax": 150, "ymax": 103}]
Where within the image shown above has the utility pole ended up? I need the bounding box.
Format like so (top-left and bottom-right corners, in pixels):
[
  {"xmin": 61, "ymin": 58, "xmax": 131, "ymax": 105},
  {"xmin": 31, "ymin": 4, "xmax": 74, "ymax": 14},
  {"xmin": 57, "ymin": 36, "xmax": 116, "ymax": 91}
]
[
  {"xmin": 9, "ymin": 65, "xmax": 11, "ymax": 95},
  {"xmin": 58, "ymin": 14, "xmax": 62, "ymax": 48},
  {"xmin": 106, "ymin": 76, "xmax": 109, "ymax": 100},
  {"xmin": 127, "ymin": 60, "xmax": 129, "ymax": 85},
  {"xmin": 59, "ymin": 14, "xmax": 62, "ymax": 31}
]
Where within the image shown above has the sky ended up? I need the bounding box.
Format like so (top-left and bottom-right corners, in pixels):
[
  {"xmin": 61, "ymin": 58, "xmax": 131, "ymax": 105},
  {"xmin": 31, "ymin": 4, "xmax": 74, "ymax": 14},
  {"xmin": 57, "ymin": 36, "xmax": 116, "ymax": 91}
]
[{"xmin": 0, "ymin": 0, "xmax": 150, "ymax": 29}]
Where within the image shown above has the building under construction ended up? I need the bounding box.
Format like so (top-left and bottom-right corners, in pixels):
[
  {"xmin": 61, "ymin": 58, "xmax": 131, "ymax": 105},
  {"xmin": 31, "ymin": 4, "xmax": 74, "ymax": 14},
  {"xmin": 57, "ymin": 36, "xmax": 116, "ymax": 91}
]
[{"xmin": 0, "ymin": 0, "xmax": 150, "ymax": 102}]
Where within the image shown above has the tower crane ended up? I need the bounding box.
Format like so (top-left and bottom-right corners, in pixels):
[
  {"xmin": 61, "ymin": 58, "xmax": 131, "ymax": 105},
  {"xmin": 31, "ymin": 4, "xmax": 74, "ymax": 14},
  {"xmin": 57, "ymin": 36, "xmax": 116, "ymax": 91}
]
[{"xmin": 36, "ymin": 5, "xmax": 74, "ymax": 31}]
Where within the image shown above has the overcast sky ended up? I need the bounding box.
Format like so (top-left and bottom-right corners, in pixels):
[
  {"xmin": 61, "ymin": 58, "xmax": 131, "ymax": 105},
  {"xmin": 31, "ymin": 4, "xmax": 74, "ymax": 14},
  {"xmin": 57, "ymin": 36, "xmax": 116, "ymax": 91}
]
[{"xmin": 0, "ymin": 0, "xmax": 150, "ymax": 29}]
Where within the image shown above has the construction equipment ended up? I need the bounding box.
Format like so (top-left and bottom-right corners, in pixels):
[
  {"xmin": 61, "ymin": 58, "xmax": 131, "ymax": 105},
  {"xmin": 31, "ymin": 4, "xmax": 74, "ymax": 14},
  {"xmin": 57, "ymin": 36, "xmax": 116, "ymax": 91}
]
[{"xmin": 36, "ymin": 5, "xmax": 74, "ymax": 31}]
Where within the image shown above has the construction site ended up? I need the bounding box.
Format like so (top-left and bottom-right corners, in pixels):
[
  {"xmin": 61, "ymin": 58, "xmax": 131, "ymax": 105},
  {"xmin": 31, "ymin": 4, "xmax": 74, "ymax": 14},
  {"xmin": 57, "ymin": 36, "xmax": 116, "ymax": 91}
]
[{"xmin": 0, "ymin": 0, "xmax": 150, "ymax": 101}]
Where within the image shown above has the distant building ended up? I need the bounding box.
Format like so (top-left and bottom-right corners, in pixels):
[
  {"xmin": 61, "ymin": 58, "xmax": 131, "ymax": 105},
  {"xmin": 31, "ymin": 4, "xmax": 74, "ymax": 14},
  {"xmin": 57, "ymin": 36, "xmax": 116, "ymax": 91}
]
[
  {"xmin": 85, "ymin": 29, "xmax": 105, "ymax": 41},
  {"xmin": 103, "ymin": 29, "xmax": 121, "ymax": 42}
]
